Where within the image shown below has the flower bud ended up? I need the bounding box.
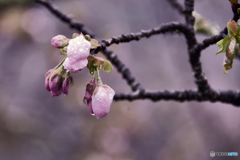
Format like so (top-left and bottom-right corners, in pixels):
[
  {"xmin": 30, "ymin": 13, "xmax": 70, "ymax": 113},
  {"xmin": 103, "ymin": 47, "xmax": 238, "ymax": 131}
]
[
  {"xmin": 91, "ymin": 82, "xmax": 115, "ymax": 119},
  {"xmin": 45, "ymin": 69, "xmax": 54, "ymax": 91},
  {"xmin": 62, "ymin": 74, "xmax": 73, "ymax": 95},
  {"xmin": 49, "ymin": 74, "xmax": 60, "ymax": 91},
  {"xmin": 83, "ymin": 79, "xmax": 96, "ymax": 114},
  {"xmin": 227, "ymin": 20, "xmax": 238, "ymax": 36},
  {"xmin": 45, "ymin": 67, "xmax": 68, "ymax": 97},
  {"xmin": 51, "ymin": 88, "xmax": 63, "ymax": 97},
  {"xmin": 51, "ymin": 35, "xmax": 69, "ymax": 48}
]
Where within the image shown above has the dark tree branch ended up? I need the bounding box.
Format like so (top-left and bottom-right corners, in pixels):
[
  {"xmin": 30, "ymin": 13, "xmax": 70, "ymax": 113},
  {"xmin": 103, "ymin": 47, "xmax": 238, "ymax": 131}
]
[
  {"xmin": 114, "ymin": 89, "xmax": 240, "ymax": 106},
  {"xmin": 193, "ymin": 29, "xmax": 227, "ymax": 53},
  {"xmin": 181, "ymin": 0, "xmax": 212, "ymax": 94},
  {"xmin": 184, "ymin": 0, "xmax": 195, "ymax": 26},
  {"xmin": 94, "ymin": 22, "xmax": 187, "ymax": 53}
]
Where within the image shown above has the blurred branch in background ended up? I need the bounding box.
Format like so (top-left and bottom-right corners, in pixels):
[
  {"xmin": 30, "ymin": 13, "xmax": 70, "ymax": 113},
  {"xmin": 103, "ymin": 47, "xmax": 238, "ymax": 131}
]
[{"xmin": 0, "ymin": 0, "xmax": 33, "ymax": 11}]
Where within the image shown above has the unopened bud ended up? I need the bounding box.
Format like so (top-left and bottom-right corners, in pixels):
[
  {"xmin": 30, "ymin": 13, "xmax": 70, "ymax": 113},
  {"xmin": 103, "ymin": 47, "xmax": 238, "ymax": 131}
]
[{"xmin": 51, "ymin": 35, "xmax": 69, "ymax": 48}]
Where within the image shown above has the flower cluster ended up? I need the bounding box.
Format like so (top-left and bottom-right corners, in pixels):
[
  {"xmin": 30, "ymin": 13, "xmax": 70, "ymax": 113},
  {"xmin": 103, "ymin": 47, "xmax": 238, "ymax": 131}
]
[
  {"xmin": 45, "ymin": 66, "xmax": 73, "ymax": 97},
  {"xmin": 216, "ymin": 20, "xmax": 240, "ymax": 73},
  {"xmin": 45, "ymin": 33, "xmax": 115, "ymax": 119}
]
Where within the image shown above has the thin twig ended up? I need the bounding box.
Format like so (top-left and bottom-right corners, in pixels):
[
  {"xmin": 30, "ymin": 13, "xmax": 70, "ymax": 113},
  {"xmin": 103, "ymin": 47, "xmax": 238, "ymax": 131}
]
[
  {"xmin": 168, "ymin": 0, "xmax": 185, "ymax": 14},
  {"xmin": 94, "ymin": 22, "xmax": 187, "ymax": 53}
]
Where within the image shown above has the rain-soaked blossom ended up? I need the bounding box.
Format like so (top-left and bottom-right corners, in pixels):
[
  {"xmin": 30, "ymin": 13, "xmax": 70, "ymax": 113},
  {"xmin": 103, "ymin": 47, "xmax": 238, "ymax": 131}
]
[
  {"xmin": 63, "ymin": 34, "xmax": 91, "ymax": 73},
  {"xmin": 90, "ymin": 82, "xmax": 115, "ymax": 119}
]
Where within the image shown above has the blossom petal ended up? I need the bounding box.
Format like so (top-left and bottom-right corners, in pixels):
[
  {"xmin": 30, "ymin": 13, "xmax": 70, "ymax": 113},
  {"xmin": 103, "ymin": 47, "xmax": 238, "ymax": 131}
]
[
  {"xmin": 91, "ymin": 85, "xmax": 115, "ymax": 119},
  {"xmin": 87, "ymin": 102, "xmax": 94, "ymax": 114},
  {"xmin": 66, "ymin": 35, "xmax": 91, "ymax": 60},
  {"xmin": 63, "ymin": 57, "xmax": 88, "ymax": 73}
]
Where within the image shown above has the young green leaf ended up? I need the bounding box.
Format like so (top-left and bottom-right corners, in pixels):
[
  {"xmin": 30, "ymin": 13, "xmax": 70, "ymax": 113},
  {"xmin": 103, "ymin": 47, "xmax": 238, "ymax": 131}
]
[
  {"xmin": 90, "ymin": 39, "xmax": 99, "ymax": 49},
  {"xmin": 223, "ymin": 37, "xmax": 236, "ymax": 73},
  {"xmin": 216, "ymin": 37, "xmax": 231, "ymax": 55},
  {"xmin": 102, "ymin": 60, "xmax": 113, "ymax": 73}
]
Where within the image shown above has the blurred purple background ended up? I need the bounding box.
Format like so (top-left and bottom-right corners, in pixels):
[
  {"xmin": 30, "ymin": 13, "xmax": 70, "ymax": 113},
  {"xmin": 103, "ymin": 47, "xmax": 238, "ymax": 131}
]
[{"xmin": 0, "ymin": 0, "xmax": 240, "ymax": 160}]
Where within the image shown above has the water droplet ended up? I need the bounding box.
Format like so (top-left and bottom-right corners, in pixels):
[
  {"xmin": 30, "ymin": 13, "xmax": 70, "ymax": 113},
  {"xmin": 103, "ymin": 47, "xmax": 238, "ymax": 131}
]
[{"xmin": 91, "ymin": 113, "xmax": 95, "ymax": 116}]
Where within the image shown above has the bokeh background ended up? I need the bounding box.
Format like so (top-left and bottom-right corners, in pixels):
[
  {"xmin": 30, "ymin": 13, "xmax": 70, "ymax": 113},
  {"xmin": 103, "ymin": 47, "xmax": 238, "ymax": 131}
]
[{"xmin": 0, "ymin": 0, "xmax": 240, "ymax": 160}]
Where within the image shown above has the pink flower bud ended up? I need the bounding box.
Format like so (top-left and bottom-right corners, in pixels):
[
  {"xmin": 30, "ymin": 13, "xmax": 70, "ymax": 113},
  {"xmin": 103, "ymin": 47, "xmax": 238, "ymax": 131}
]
[
  {"xmin": 63, "ymin": 34, "xmax": 91, "ymax": 72},
  {"xmin": 49, "ymin": 74, "xmax": 62, "ymax": 92},
  {"xmin": 44, "ymin": 67, "xmax": 70, "ymax": 97},
  {"xmin": 45, "ymin": 69, "xmax": 54, "ymax": 91},
  {"xmin": 62, "ymin": 75, "xmax": 73, "ymax": 95},
  {"xmin": 51, "ymin": 89, "xmax": 63, "ymax": 97},
  {"xmin": 51, "ymin": 35, "xmax": 69, "ymax": 48},
  {"xmin": 83, "ymin": 79, "xmax": 96, "ymax": 114},
  {"xmin": 91, "ymin": 83, "xmax": 115, "ymax": 119}
]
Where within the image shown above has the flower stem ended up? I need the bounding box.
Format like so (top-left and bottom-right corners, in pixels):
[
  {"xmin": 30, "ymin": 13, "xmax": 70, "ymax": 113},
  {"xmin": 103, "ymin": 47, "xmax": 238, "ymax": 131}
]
[
  {"xmin": 55, "ymin": 58, "xmax": 66, "ymax": 69},
  {"xmin": 96, "ymin": 68, "xmax": 102, "ymax": 84},
  {"xmin": 92, "ymin": 70, "xmax": 96, "ymax": 80}
]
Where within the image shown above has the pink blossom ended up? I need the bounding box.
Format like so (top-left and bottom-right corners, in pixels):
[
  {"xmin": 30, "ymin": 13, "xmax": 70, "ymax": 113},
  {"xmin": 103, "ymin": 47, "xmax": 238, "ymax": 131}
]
[
  {"xmin": 51, "ymin": 35, "xmax": 69, "ymax": 48},
  {"xmin": 63, "ymin": 35, "xmax": 91, "ymax": 72},
  {"xmin": 63, "ymin": 57, "xmax": 88, "ymax": 73},
  {"xmin": 91, "ymin": 83, "xmax": 115, "ymax": 119}
]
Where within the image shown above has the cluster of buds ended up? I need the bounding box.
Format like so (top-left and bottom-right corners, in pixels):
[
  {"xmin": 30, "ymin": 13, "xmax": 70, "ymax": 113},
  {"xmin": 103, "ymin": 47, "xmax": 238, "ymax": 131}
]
[
  {"xmin": 216, "ymin": 20, "xmax": 240, "ymax": 73},
  {"xmin": 45, "ymin": 33, "xmax": 115, "ymax": 119},
  {"xmin": 45, "ymin": 66, "xmax": 73, "ymax": 97}
]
